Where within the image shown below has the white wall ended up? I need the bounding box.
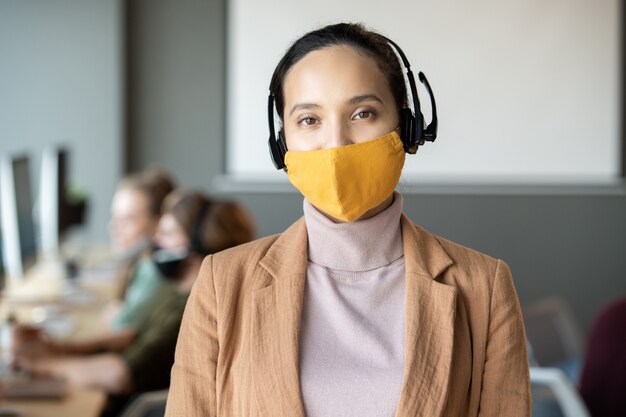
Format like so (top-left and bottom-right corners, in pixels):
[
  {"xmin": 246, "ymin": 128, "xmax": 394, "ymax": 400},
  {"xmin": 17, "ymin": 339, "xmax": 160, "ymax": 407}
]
[
  {"xmin": 226, "ymin": 0, "xmax": 620, "ymax": 183},
  {"xmin": 0, "ymin": 0, "xmax": 124, "ymax": 241}
]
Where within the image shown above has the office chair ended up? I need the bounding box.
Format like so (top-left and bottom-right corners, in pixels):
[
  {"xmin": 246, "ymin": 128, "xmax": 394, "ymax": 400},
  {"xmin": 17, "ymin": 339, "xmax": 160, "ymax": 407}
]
[
  {"xmin": 118, "ymin": 390, "xmax": 168, "ymax": 417},
  {"xmin": 530, "ymin": 367, "xmax": 590, "ymax": 417},
  {"xmin": 524, "ymin": 297, "xmax": 583, "ymax": 381}
]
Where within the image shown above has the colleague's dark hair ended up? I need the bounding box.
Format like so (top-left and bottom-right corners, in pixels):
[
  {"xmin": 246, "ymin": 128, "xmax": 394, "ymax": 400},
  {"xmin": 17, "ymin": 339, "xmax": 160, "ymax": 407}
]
[
  {"xmin": 270, "ymin": 22, "xmax": 408, "ymax": 122},
  {"xmin": 163, "ymin": 190, "xmax": 255, "ymax": 255}
]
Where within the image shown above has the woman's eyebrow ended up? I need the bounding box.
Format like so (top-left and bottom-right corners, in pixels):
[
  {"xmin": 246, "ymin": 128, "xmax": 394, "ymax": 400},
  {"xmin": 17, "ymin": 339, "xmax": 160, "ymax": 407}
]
[
  {"xmin": 289, "ymin": 103, "xmax": 320, "ymax": 117},
  {"xmin": 288, "ymin": 94, "xmax": 383, "ymax": 117},
  {"xmin": 349, "ymin": 94, "xmax": 384, "ymax": 105}
]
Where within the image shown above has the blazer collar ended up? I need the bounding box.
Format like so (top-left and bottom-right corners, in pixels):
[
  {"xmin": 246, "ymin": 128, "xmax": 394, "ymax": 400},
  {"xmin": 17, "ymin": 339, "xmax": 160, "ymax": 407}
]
[
  {"xmin": 253, "ymin": 218, "xmax": 309, "ymax": 416},
  {"xmin": 395, "ymin": 214, "xmax": 457, "ymax": 417},
  {"xmin": 258, "ymin": 214, "xmax": 453, "ymax": 281},
  {"xmin": 400, "ymin": 213, "xmax": 453, "ymax": 279},
  {"xmin": 253, "ymin": 215, "xmax": 456, "ymax": 417},
  {"xmin": 259, "ymin": 217, "xmax": 309, "ymax": 283}
]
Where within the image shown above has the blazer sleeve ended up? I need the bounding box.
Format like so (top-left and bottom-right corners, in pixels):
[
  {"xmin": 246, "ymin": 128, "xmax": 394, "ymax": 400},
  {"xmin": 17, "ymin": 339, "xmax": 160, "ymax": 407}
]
[
  {"xmin": 165, "ymin": 256, "xmax": 218, "ymax": 417},
  {"xmin": 478, "ymin": 260, "xmax": 531, "ymax": 417}
]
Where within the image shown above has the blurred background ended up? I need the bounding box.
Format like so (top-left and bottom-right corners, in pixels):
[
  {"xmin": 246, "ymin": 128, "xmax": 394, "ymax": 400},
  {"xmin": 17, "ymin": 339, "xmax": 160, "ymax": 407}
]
[
  {"xmin": 0, "ymin": 0, "xmax": 626, "ymax": 414},
  {"xmin": 2, "ymin": 0, "xmax": 618, "ymax": 339}
]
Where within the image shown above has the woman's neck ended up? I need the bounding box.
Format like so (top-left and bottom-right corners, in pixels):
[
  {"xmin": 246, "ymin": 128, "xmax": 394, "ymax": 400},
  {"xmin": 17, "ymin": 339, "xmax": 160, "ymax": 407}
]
[{"xmin": 303, "ymin": 192, "xmax": 404, "ymax": 272}]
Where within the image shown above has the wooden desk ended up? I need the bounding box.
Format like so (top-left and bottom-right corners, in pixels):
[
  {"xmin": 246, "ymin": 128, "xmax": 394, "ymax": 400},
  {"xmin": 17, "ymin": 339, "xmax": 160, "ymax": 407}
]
[
  {"xmin": 0, "ymin": 265, "xmax": 119, "ymax": 417},
  {"xmin": 2, "ymin": 386, "xmax": 106, "ymax": 417},
  {"xmin": 1, "ymin": 265, "xmax": 120, "ymax": 341}
]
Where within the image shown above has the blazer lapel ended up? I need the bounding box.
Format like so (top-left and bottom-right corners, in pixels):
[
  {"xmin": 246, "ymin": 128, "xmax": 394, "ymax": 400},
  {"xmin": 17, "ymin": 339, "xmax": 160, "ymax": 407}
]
[
  {"xmin": 251, "ymin": 218, "xmax": 308, "ymax": 416},
  {"xmin": 395, "ymin": 215, "xmax": 457, "ymax": 417},
  {"xmin": 249, "ymin": 214, "xmax": 457, "ymax": 417}
]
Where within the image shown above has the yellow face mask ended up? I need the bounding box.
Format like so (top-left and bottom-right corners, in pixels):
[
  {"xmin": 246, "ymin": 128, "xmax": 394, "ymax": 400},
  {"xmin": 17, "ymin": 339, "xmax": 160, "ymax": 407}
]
[{"xmin": 284, "ymin": 130, "xmax": 405, "ymax": 222}]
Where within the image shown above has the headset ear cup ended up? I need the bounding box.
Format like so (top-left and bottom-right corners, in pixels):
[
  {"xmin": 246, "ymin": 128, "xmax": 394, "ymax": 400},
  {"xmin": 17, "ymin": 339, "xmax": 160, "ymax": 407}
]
[
  {"xmin": 268, "ymin": 133, "xmax": 285, "ymax": 170},
  {"xmin": 399, "ymin": 108, "xmax": 416, "ymax": 153},
  {"xmin": 278, "ymin": 131, "xmax": 288, "ymax": 157},
  {"xmin": 277, "ymin": 131, "xmax": 288, "ymax": 169},
  {"xmin": 415, "ymin": 110, "xmax": 425, "ymax": 145}
]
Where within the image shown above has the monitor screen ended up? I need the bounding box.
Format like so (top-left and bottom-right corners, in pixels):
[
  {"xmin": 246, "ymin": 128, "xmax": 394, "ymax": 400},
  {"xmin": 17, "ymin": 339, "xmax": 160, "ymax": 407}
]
[
  {"xmin": 40, "ymin": 147, "xmax": 86, "ymax": 255},
  {"xmin": 1, "ymin": 155, "xmax": 37, "ymax": 279},
  {"xmin": 57, "ymin": 149, "xmax": 74, "ymax": 235},
  {"xmin": 0, "ymin": 228, "xmax": 4, "ymax": 279},
  {"xmin": 13, "ymin": 158, "xmax": 37, "ymax": 262},
  {"xmin": 40, "ymin": 148, "xmax": 63, "ymax": 253}
]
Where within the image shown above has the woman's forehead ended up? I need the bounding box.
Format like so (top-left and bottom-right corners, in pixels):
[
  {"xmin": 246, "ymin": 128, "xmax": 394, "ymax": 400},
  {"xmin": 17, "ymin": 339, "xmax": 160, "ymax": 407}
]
[{"xmin": 283, "ymin": 45, "xmax": 392, "ymax": 107}]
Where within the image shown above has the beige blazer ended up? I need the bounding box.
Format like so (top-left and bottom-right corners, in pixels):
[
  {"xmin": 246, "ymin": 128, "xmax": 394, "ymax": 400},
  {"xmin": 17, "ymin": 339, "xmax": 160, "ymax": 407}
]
[{"xmin": 165, "ymin": 215, "xmax": 531, "ymax": 417}]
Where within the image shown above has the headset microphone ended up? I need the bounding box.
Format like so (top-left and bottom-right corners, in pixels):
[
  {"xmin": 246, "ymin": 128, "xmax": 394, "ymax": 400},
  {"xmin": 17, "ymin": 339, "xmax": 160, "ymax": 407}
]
[{"xmin": 418, "ymin": 71, "xmax": 438, "ymax": 143}]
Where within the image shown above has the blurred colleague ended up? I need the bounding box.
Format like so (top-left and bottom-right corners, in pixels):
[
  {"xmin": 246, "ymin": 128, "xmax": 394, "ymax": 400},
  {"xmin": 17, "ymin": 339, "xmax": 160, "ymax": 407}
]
[
  {"xmin": 105, "ymin": 169, "xmax": 176, "ymax": 335},
  {"xmin": 11, "ymin": 169, "xmax": 178, "ymax": 360},
  {"xmin": 13, "ymin": 190, "xmax": 255, "ymax": 416},
  {"xmin": 579, "ymin": 297, "xmax": 626, "ymax": 417}
]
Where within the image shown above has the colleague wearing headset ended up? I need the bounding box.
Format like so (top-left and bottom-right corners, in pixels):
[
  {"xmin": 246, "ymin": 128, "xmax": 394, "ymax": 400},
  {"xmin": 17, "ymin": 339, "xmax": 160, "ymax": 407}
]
[
  {"xmin": 166, "ymin": 23, "xmax": 530, "ymax": 417},
  {"xmin": 14, "ymin": 190, "xmax": 255, "ymax": 417},
  {"xmin": 105, "ymin": 169, "xmax": 177, "ymax": 334}
]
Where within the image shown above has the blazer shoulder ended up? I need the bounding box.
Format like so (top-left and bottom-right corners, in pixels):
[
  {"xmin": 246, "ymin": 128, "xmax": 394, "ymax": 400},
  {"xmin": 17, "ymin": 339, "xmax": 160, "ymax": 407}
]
[
  {"xmin": 439, "ymin": 234, "xmax": 498, "ymax": 270},
  {"xmin": 409, "ymin": 220, "xmax": 503, "ymax": 280},
  {"xmin": 195, "ymin": 217, "xmax": 308, "ymax": 301},
  {"xmin": 422, "ymin": 228, "xmax": 509, "ymax": 298},
  {"xmin": 209, "ymin": 233, "xmax": 281, "ymax": 274}
]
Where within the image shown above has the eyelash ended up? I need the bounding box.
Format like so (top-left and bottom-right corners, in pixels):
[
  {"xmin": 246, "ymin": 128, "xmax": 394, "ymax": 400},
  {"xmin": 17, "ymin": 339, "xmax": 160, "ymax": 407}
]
[
  {"xmin": 296, "ymin": 109, "xmax": 377, "ymax": 127},
  {"xmin": 353, "ymin": 110, "xmax": 375, "ymax": 120},
  {"xmin": 297, "ymin": 116, "xmax": 318, "ymax": 126}
]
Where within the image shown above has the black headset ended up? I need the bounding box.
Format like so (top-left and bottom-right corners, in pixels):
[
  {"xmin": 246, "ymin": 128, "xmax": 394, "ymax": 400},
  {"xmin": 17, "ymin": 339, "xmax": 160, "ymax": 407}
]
[
  {"xmin": 189, "ymin": 199, "xmax": 212, "ymax": 256},
  {"xmin": 267, "ymin": 37, "xmax": 438, "ymax": 171}
]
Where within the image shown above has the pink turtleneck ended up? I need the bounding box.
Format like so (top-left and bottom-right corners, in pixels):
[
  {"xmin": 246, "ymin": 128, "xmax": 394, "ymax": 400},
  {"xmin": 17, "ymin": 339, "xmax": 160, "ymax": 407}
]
[{"xmin": 299, "ymin": 192, "xmax": 406, "ymax": 417}]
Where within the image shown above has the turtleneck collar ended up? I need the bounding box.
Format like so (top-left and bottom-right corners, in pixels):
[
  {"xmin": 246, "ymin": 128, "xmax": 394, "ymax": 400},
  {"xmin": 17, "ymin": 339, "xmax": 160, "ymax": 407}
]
[{"xmin": 303, "ymin": 192, "xmax": 404, "ymax": 272}]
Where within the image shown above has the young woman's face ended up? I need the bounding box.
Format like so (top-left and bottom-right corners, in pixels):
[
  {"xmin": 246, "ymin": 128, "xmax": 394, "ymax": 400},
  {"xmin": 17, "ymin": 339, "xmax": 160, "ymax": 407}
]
[
  {"xmin": 155, "ymin": 213, "xmax": 190, "ymax": 251},
  {"xmin": 282, "ymin": 45, "xmax": 399, "ymax": 152}
]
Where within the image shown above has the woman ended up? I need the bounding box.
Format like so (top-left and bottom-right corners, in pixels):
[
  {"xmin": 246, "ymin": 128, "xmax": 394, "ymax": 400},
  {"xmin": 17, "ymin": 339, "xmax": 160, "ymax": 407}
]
[
  {"xmin": 166, "ymin": 23, "xmax": 530, "ymax": 417},
  {"xmin": 14, "ymin": 191, "xmax": 255, "ymax": 416}
]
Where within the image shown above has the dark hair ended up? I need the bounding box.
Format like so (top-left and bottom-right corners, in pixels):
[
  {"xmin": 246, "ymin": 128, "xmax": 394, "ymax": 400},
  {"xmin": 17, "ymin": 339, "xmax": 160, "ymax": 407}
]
[
  {"xmin": 163, "ymin": 190, "xmax": 255, "ymax": 255},
  {"xmin": 270, "ymin": 23, "xmax": 407, "ymax": 122}
]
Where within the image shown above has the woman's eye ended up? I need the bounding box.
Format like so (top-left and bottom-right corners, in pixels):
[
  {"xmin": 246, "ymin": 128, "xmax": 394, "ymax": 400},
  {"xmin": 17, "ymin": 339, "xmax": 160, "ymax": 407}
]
[
  {"xmin": 298, "ymin": 117, "xmax": 317, "ymax": 126},
  {"xmin": 354, "ymin": 110, "xmax": 373, "ymax": 120}
]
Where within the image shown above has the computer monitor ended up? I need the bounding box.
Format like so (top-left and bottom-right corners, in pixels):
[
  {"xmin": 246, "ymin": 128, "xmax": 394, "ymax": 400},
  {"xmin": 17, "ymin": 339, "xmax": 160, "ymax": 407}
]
[
  {"xmin": 39, "ymin": 147, "xmax": 87, "ymax": 256},
  {"xmin": 0, "ymin": 227, "xmax": 4, "ymax": 279},
  {"xmin": 0, "ymin": 155, "xmax": 37, "ymax": 280},
  {"xmin": 39, "ymin": 148, "xmax": 65, "ymax": 254}
]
